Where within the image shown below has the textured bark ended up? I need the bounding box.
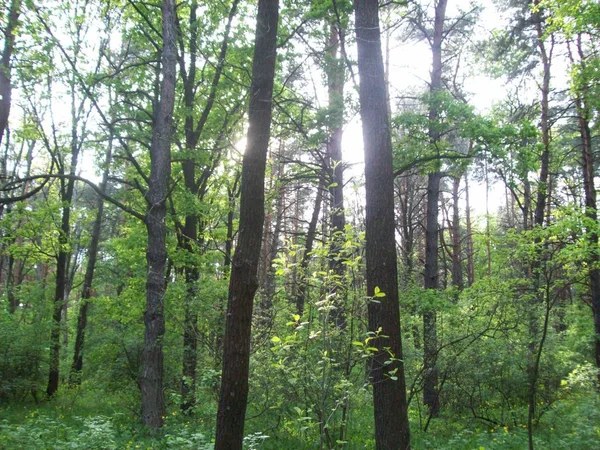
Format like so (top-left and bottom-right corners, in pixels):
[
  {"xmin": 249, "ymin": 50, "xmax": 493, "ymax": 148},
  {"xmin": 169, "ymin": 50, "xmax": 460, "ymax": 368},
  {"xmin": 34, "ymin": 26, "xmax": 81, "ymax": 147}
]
[
  {"xmin": 450, "ymin": 176, "xmax": 463, "ymax": 290},
  {"xmin": 355, "ymin": 1, "xmax": 411, "ymax": 448},
  {"xmin": 140, "ymin": 0, "xmax": 177, "ymax": 429},
  {"xmin": 422, "ymin": 0, "xmax": 447, "ymax": 418},
  {"xmin": 569, "ymin": 36, "xmax": 600, "ymax": 384},
  {"xmin": 0, "ymin": 0, "xmax": 21, "ymax": 148},
  {"xmin": 533, "ymin": 8, "xmax": 551, "ymax": 230},
  {"xmin": 215, "ymin": 1, "xmax": 279, "ymax": 447}
]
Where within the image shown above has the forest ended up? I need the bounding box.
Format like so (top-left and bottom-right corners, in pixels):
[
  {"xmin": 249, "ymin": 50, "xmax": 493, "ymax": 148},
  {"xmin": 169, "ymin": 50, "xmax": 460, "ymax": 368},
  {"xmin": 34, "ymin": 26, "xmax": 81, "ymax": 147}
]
[{"xmin": 0, "ymin": 0, "xmax": 599, "ymax": 449}]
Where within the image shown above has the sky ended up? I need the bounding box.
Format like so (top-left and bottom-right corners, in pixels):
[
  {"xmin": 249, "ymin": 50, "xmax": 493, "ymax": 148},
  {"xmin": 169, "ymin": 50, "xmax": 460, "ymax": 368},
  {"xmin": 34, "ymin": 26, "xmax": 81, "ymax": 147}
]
[{"xmin": 340, "ymin": 0, "xmax": 510, "ymax": 218}]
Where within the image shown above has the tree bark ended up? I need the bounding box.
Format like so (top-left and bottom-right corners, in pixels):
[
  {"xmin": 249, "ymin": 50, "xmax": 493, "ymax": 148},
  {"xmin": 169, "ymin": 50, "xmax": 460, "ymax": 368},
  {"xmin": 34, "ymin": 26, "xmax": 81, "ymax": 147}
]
[
  {"xmin": 0, "ymin": 0, "xmax": 21, "ymax": 148},
  {"xmin": 450, "ymin": 176, "xmax": 463, "ymax": 290},
  {"xmin": 422, "ymin": 0, "xmax": 447, "ymax": 418},
  {"xmin": 527, "ymin": 4, "xmax": 553, "ymax": 447},
  {"xmin": 214, "ymin": 1, "xmax": 279, "ymax": 447},
  {"xmin": 464, "ymin": 171, "xmax": 474, "ymax": 287},
  {"xmin": 569, "ymin": 35, "xmax": 600, "ymax": 384},
  {"xmin": 355, "ymin": 1, "xmax": 411, "ymax": 448},
  {"xmin": 140, "ymin": 0, "xmax": 177, "ymax": 429}
]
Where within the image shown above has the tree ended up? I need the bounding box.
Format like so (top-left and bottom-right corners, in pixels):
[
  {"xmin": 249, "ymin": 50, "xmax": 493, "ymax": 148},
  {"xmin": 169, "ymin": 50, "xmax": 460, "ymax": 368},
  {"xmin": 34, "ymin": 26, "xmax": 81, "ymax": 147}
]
[
  {"xmin": 355, "ymin": 0, "xmax": 411, "ymax": 448},
  {"xmin": 215, "ymin": 0, "xmax": 279, "ymax": 447},
  {"xmin": 0, "ymin": 0, "xmax": 21, "ymax": 149},
  {"xmin": 174, "ymin": 0, "xmax": 242, "ymax": 413},
  {"xmin": 139, "ymin": 0, "xmax": 177, "ymax": 429}
]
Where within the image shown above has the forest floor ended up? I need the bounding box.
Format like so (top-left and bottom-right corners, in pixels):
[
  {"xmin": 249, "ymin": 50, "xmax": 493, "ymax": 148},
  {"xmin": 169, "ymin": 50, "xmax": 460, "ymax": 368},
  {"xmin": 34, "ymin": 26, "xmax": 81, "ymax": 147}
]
[{"xmin": 1, "ymin": 387, "xmax": 598, "ymax": 449}]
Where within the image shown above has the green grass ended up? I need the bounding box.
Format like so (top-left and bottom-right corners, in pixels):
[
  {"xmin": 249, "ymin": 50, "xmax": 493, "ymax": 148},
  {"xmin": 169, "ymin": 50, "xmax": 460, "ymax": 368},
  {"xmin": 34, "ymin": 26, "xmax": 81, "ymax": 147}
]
[{"xmin": 1, "ymin": 388, "xmax": 598, "ymax": 449}]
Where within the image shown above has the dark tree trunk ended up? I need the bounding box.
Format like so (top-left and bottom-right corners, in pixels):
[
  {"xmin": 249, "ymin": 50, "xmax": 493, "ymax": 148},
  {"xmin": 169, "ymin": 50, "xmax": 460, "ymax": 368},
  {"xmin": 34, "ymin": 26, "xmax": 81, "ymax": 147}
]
[
  {"xmin": 450, "ymin": 176, "xmax": 463, "ymax": 290},
  {"xmin": 224, "ymin": 171, "xmax": 241, "ymax": 271},
  {"xmin": 569, "ymin": 35, "xmax": 600, "ymax": 384},
  {"xmin": 0, "ymin": 0, "xmax": 21, "ymax": 148},
  {"xmin": 176, "ymin": 0, "xmax": 239, "ymax": 413},
  {"xmin": 257, "ymin": 150, "xmax": 285, "ymax": 325},
  {"xmin": 355, "ymin": 1, "xmax": 411, "ymax": 448},
  {"xmin": 422, "ymin": 0, "xmax": 447, "ymax": 418},
  {"xmin": 47, "ymin": 86, "xmax": 86, "ymax": 397},
  {"xmin": 423, "ymin": 171, "xmax": 441, "ymax": 418},
  {"xmin": 47, "ymin": 176, "xmax": 76, "ymax": 398},
  {"xmin": 258, "ymin": 183, "xmax": 284, "ymax": 325},
  {"xmin": 464, "ymin": 172, "xmax": 474, "ymax": 287},
  {"xmin": 296, "ymin": 176, "xmax": 325, "ymax": 316},
  {"xmin": 214, "ymin": 0, "xmax": 279, "ymax": 447},
  {"xmin": 527, "ymin": 4, "xmax": 553, "ymax": 448},
  {"xmin": 140, "ymin": 0, "xmax": 177, "ymax": 429},
  {"xmin": 69, "ymin": 133, "xmax": 113, "ymax": 384}
]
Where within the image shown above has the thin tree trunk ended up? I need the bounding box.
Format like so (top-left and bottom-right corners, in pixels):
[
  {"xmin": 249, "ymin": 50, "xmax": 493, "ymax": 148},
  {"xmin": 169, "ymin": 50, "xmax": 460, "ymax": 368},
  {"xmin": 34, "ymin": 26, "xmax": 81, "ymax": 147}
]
[
  {"xmin": 69, "ymin": 133, "xmax": 113, "ymax": 383},
  {"xmin": 423, "ymin": 0, "xmax": 447, "ymax": 418},
  {"xmin": 527, "ymin": 4, "xmax": 553, "ymax": 447},
  {"xmin": 464, "ymin": 172, "xmax": 474, "ymax": 287},
  {"xmin": 450, "ymin": 176, "xmax": 463, "ymax": 290},
  {"xmin": 140, "ymin": 0, "xmax": 177, "ymax": 429},
  {"xmin": 326, "ymin": 22, "xmax": 347, "ymax": 327},
  {"xmin": 215, "ymin": 1, "xmax": 279, "ymax": 447},
  {"xmin": 355, "ymin": 1, "xmax": 411, "ymax": 448},
  {"xmin": 176, "ymin": 0, "xmax": 240, "ymax": 413},
  {"xmin": 296, "ymin": 176, "xmax": 325, "ymax": 316}
]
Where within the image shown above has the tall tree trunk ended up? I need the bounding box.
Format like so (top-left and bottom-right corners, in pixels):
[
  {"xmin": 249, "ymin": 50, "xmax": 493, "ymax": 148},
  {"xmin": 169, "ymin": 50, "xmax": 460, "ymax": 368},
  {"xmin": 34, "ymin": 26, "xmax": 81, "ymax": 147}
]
[
  {"xmin": 47, "ymin": 81, "xmax": 86, "ymax": 397},
  {"xmin": 215, "ymin": 1, "xmax": 279, "ymax": 447},
  {"xmin": 464, "ymin": 171, "xmax": 474, "ymax": 287},
  {"xmin": 355, "ymin": 1, "xmax": 411, "ymax": 448},
  {"xmin": 527, "ymin": 3, "xmax": 553, "ymax": 448},
  {"xmin": 569, "ymin": 36, "xmax": 600, "ymax": 384},
  {"xmin": 326, "ymin": 22, "xmax": 347, "ymax": 327},
  {"xmin": 176, "ymin": 0, "xmax": 240, "ymax": 413},
  {"xmin": 69, "ymin": 133, "xmax": 113, "ymax": 384},
  {"xmin": 0, "ymin": 0, "xmax": 21, "ymax": 148},
  {"xmin": 140, "ymin": 0, "xmax": 177, "ymax": 429},
  {"xmin": 423, "ymin": 0, "xmax": 447, "ymax": 418},
  {"xmin": 450, "ymin": 176, "xmax": 463, "ymax": 290}
]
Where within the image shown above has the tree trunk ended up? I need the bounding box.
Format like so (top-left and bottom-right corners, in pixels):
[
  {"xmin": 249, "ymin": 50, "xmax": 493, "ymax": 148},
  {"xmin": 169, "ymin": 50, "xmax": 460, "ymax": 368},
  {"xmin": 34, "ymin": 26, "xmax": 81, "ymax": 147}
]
[
  {"xmin": 355, "ymin": 1, "xmax": 411, "ymax": 448},
  {"xmin": 0, "ymin": 0, "xmax": 21, "ymax": 148},
  {"xmin": 214, "ymin": 1, "xmax": 279, "ymax": 447},
  {"xmin": 464, "ymin": 171, "xmax": 474, "ymax": 287},
  {"xmin": 422, "ymin": 0, "xmax": 447, "ymax": 418},
  {"xmin": 140, "ymin": 0, "xmax": 177, "ymax": 429},
  {"xmin": 570, "ymin": 35, "xmax": 600, "ymax": 384},
  {"xmin": 527, "ymin": 4, "xmax": 553, "ymax": 447},
  {"xmin": 296, "ymin": 175, "xmax": 325, "ymax": 316},
  {"xmin": 326, "ymin": 22, "xmax": 347, "ymax": 327},
  {"xmin": 176, "ymin": 0, "xmax": 239, "ymax": 413},
  {"xmin": 450, "ymin": 176, "xmax": 463, "ymax": 290},
  {"xmin": 69, "ymin": 132, "xmax": 113, "ymax": 384}
]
